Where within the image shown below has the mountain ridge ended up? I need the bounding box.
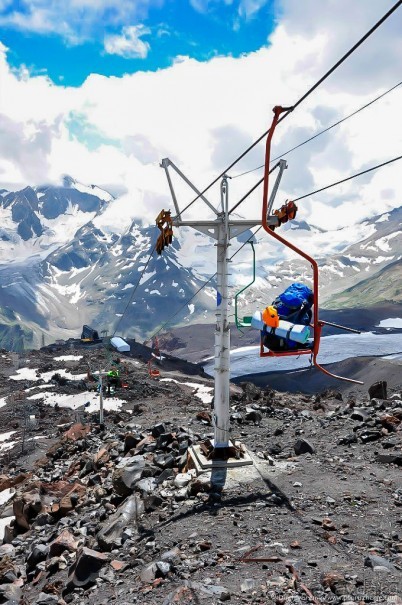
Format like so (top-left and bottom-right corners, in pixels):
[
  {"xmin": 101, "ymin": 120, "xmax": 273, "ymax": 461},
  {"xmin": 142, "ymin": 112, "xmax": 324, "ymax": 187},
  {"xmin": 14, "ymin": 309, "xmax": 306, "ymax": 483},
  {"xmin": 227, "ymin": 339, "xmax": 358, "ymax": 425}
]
[{"xmin": 0, "ymin": 178, "xmax": 400, "ymax": 350}]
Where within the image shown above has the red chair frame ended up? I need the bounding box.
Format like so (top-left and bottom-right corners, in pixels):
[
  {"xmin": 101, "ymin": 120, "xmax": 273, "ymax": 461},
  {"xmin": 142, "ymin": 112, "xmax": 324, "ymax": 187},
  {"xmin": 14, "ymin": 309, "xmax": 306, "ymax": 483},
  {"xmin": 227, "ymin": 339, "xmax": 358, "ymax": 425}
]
[{"xmin": 261, "ymin": 106, "xmax": 362, "ymax": 385}]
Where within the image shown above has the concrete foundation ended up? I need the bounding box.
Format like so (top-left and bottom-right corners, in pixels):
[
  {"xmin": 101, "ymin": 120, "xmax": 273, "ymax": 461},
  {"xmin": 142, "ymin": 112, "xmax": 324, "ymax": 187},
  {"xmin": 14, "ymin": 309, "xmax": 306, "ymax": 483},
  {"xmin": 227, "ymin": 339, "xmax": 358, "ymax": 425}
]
[{"xmin": 189, "ymin": 440, "xmax": 254, "ymax": 471}]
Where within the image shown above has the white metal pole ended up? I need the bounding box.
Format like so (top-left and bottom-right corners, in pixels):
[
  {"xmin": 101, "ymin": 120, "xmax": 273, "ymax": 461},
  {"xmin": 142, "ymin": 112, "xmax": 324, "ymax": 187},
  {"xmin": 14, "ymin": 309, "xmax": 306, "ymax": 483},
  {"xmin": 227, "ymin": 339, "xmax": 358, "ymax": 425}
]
[
  {"xmin": 213, "ymin": 177, "xmax": 231, "ymax": 449},
  {"xmin": 99, "ymin": 371, "xmax": 104, "ymax": 425}
]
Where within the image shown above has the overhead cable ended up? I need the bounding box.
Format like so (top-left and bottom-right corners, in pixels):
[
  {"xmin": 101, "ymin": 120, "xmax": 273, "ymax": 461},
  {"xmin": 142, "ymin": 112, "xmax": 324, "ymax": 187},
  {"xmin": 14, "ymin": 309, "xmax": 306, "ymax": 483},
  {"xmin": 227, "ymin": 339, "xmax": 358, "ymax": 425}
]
[
  {"xmin": 293, "ymin": 154, "xmax": 402, "ymax": 202},
  {"xmin": 231, "ymin": 80, "xmax": 402, "ymax": 179},
  {"xmin": 128, "ymin": 150, "xmax": 402, "ymax": 341},
  {"xmin": 114, "ymin": 225, "xmax": 260, "ymax": 341},
  {"xmin": 229, "ymin": 165, "xmax": 279, "ymax": 215},
  {"xmin": 149, "ymin": 275, "xmax": 216, "ymax": 341},
  {"xmin": 174, "ymin": 0, "xmax": 402, "ymax": 219},
  {"xmin": 150, "ymin": 152, "xmax": 402, "ymax": 337},
  {"xmin": 112, "ymin": 244, "xmax": 156, "ymax": 336},
  {"xmin": 275, "ymin": 0, "xmax": 402, "ymax": 124}
]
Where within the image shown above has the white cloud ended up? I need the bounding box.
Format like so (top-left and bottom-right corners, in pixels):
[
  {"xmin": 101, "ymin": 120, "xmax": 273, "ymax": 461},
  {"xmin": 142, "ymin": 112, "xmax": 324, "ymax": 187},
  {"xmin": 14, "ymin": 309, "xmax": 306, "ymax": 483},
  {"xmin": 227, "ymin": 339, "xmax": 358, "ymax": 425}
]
[
  {"xmin": 189, "ymin": 0, "xmax": 269, "ymax": 19},
  {"xmin": 0, "ymin": 0, "xmax": 401, "ymax": 231},
  {"xmin": 0, "ymin": 0, "xmax": 159, "ymax": 43},
  {"xmin": 0, "ymin": 113, "xmax": 62, "ymax": 184},
  {"xmin": 104, "ymin": 25, "xmax": 151, "ymax": 59}
]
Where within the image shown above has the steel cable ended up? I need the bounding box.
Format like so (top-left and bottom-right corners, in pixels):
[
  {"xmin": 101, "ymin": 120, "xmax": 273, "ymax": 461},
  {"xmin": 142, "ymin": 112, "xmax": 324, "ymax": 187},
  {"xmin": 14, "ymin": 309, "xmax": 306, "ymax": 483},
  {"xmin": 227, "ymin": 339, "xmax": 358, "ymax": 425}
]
[
  {"xmin": 147, "ymin": 150, "xmax": 402, "ymax": 340},
  {"xmin": 293, "ymin": 154, "xmax": 402, "ymax": 202},
  {"xmin": 112, "ymin": 244, "xmax": 156, "ymax": 336},
  {"xmin": 231, "ymin": 80, "xmax": 402, "ymax": 180}
]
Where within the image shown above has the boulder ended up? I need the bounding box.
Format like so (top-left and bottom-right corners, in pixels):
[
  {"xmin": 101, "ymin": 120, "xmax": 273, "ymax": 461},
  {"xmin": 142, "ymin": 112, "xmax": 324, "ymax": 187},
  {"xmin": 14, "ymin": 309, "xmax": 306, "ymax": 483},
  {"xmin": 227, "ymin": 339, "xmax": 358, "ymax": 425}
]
[
  {"xmin": 364, "ymin": 554, "xmax": 398, "ymax": 573},
  {"xmin": 154, "ymin": 453, "xmax": 175, "ymax": 469},
  {"xmin": 13, "ymin": 490, "xmax": 43, "ymax": 531},
  {"xmin": 244, "ymin": 410, "xmax": 263, "ymax": 424},
  {"xmin": 151, "ymin": 423, "xmax": 166, "ymax": 438},
  {"xmin": 52, "ymin": 482, "xmax": 86, "ymax": 517},
  {"xmin": 0, "ymin": 545, "xmax": 15, "ymax": 558},
  {"xmin": 26, "ymin": 544, "xmax": 49, "ymax": 571},
  {"xmin": 97, "ymin": 495, "xmax": 144, "ymax": 552},
  {"xmin": 174, "ymin": 473, "xmax": 192, "ymax": 489},
  {"xmin": 112, "ymin": 456, "xmax": 146, "ymax": 496},
  {"xmin": 124, "ymin": 433, "xmax": 141, "ymax": 454},
  {"xmin": 0, "ymin": 582, "xmax": 22, "ymax": 605},
  {"xmin": 351, "ymin": 408, "xmax": 370, "ymax": 422},
  {"xmin": 49, "ymin": 529, "xmax": 79, "ymax": 557},
  {"xmin": 66, "ymin": 546, "xmax": 108, "ymax": 591},
  {"xmin": 93, "ymin": 446, "xmax": 110, "ymax": 468},
  {"xmin": 140, "ymin": 562, "xmax": 158, "ymax": 583},
  {"xmin": 0, "ymin": 556, "xmax": 18, "ymax": 583},
  {"xmin": 376, "ymin": 453, "xmax": 402, "ymax": 466},
  {"xmin": 368, "ymin": 381, "xmax": 387, "ymax": 400},
  {"xmin": 136, "ymin": 478, "xmax": 157, "ymax": 494},
  {"xmin": 0, "ymin": 474, "xmax": 28, "ymax": 492},
  {"xmin": 294, "ymin": 438, "xmax": 315, "ymax": 455},
  {"xmin": 63, "ymin": 423, "xmax": 90, "ymax": 442}
]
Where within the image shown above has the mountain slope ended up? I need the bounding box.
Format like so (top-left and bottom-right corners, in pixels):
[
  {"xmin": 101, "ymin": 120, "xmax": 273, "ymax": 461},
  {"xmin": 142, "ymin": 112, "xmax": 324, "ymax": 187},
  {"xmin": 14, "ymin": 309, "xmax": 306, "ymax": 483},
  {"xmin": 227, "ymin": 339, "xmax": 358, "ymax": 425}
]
[
  {"xmin": 324, "ymin": 258, "xmax": 402, "ymax": 308},
  {"xmin": 0, "ymin": 177, "xmax": 400, "ymax": 349},
  {"xmin": 234, "ymin": 206, "xmax": 402, "ymax": 317}
]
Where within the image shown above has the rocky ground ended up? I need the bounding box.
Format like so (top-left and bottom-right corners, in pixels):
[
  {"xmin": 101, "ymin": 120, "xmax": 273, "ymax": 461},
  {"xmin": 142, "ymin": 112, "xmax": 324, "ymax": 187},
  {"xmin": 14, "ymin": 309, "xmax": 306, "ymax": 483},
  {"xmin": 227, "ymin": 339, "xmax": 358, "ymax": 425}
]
[{"xmin": 0, "ymin": 344, "xmax": 401, "ymax": 605}]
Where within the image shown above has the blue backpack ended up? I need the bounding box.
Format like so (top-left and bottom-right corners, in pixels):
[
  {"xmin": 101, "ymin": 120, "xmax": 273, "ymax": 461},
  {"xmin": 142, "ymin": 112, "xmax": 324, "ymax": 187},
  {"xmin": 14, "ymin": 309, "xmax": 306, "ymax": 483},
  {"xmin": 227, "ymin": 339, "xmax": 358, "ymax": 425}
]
[
  {"xmin": 273, "ymin": 283, "xmax": 313, "ymax": 324},
  {"xmin": 262, "ymin": 283, "xmax": 314, "ymax": 351}
]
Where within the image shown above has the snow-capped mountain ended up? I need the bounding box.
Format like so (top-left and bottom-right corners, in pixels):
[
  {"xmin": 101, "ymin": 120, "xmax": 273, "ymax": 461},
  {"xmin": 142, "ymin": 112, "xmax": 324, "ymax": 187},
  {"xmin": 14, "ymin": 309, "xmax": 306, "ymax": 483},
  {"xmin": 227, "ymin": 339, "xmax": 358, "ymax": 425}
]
[
  {"xmin": 0, "ymin": 177, "xmax": 400, "ymax": 351},
  {"xmin": 319, "ymin": 207, "xmax": 402, "ymax": 307},
  {"xmin": 229, "ymin": 208, "xmax": 402, "ymax": 318},
  {"xmin": 0, "ymin": 176, "xmax": 113, "ymax": 262},
  {"xmin": 0, "ymin": 179, "xmax": 218, "ymax": 349}
]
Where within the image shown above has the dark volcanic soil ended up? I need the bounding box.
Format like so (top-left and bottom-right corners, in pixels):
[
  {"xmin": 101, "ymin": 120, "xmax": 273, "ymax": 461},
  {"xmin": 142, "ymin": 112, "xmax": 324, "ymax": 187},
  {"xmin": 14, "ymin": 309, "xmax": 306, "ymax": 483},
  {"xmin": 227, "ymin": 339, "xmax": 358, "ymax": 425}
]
[
  {"xmin": 233, "ymin": 357, "xmax": 402, "ymax": 395},
  {"xmin": 0, "ymin": 344, "xmax": 401, "ymax": 605}
]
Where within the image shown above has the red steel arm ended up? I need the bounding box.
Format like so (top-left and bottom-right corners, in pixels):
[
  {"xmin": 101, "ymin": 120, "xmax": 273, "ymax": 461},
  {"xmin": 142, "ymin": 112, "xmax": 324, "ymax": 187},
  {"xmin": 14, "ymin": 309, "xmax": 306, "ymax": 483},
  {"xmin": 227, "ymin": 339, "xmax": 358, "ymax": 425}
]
[{"xmin": 261, "ymin": 107, "xmax": 363, "ymax": 385}]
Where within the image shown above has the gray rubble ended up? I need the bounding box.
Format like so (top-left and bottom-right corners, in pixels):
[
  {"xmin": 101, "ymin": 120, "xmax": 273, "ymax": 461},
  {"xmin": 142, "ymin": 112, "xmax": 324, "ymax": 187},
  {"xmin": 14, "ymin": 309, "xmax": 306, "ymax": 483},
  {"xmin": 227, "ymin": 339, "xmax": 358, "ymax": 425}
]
[{"xmin": 0, "ymin": 347, "xmax": 401, "ymax": 604}]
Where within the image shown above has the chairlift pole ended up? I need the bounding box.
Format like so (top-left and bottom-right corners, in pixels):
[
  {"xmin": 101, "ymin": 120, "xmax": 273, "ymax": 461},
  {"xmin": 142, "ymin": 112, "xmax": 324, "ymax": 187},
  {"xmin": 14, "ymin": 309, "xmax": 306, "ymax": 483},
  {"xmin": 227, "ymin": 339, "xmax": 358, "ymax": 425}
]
[
  {"xmin": 214, "ymin": 177, "xmax": 231, "ymax": 447},
  {"xmin": 160, "ymin": 158, "xmax": 287, "ymax": 453}
]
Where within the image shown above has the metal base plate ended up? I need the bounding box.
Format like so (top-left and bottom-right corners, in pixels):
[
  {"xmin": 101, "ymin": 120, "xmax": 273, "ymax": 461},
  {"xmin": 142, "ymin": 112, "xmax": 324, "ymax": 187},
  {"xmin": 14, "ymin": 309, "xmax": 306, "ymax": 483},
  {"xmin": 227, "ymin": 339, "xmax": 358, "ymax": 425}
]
[{"xmin": 189, "ymin": 441, "xmax": 254, "ymax": 470}]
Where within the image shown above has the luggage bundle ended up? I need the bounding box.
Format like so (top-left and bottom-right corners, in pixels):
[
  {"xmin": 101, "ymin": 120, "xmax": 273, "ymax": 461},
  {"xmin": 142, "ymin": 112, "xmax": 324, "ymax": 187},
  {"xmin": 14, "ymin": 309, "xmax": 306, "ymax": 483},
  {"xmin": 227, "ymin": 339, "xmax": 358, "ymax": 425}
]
[{"xmin": 252, "ymin": 282, "xmax": 314, "ymax": 351}]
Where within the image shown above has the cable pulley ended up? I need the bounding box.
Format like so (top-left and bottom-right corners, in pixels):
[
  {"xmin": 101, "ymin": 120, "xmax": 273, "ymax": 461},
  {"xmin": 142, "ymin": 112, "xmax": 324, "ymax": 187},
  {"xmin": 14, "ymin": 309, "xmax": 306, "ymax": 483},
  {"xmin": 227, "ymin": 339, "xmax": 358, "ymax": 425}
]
[
  {"xmin": 155, "ymin": 209, "xmax": 173, "ymax": 255},
  {"xmin": 270, "ymin": 200, "xmax": 298, "ymax": 231}
]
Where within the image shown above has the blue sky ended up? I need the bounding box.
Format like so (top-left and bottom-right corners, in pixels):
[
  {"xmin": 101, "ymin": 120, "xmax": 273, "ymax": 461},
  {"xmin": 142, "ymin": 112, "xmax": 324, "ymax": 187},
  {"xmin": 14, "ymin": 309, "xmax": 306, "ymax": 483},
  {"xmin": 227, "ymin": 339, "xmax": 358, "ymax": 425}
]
[{"xmin": 0, "ymin": 0, "xmax": 276, "ymax": 86}]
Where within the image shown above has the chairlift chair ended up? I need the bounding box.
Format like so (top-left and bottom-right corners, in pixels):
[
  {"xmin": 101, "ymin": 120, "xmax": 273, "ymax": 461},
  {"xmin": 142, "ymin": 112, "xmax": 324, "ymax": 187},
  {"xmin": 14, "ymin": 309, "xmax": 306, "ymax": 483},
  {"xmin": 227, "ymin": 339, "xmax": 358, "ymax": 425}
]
[
  {"xmin": 148, "ymin": 336, "xmax": 161, "ymax": 378},
  {"xmin": 148, "ymin": 359, "xmax": 160, "ymax": 378},
  {"xmin": 260, "ymin": 106, "xmax": 363, "ymax": 385}
]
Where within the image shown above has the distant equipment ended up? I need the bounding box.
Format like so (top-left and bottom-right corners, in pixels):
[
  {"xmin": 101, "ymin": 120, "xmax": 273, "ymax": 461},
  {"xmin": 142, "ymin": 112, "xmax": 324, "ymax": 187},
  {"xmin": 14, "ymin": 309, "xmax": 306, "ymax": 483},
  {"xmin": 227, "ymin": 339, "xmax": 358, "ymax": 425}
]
[
  {"xmin": 110, "ymin": 336, "xmax": 130, "ymax": 352},
  {"xmin": 81, "ymin": 325, "xmax": 101, "ymax": 342}
]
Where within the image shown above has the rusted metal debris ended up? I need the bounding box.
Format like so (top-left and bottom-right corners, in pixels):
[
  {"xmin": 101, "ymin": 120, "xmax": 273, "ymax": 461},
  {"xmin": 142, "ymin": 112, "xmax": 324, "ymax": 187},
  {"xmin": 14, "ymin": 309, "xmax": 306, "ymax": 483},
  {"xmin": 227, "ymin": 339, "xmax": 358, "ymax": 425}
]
[
  {"xmin": 286, "ymin": 563, "xmax": 323, "ymax": 605},
  {"xmin": 239, "ymin": 546, "xmax": 323, "ymax": 605}
]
